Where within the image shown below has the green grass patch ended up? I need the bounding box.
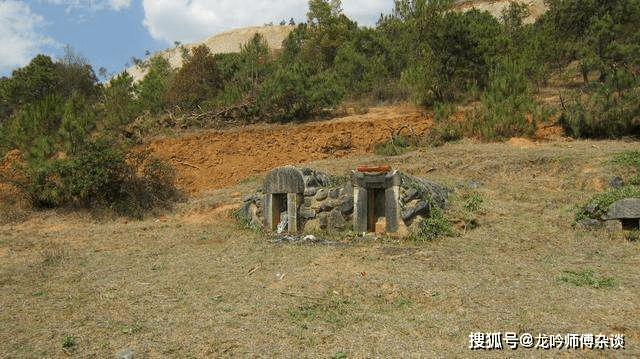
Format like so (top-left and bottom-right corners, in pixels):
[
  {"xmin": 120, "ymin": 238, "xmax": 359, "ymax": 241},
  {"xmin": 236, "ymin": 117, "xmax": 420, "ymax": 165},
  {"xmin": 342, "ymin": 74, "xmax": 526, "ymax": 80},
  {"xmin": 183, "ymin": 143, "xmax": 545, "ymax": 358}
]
[
  {"xmin": 463, "ymin": 192, "xmax": 483, "ymax": 213},
  {"xmin": 613, "ymin": 150, "xmax": 640, "ymax": 168},
  {"xmin": 556, "ymin": 268, "xmax": 617, "ymax": 289}
]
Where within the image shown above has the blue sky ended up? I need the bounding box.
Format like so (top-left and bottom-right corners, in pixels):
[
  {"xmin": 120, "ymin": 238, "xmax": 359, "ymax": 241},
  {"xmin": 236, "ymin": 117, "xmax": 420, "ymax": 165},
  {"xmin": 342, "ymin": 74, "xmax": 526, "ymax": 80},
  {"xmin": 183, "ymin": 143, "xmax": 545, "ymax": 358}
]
[{"xmin": 1, "ymin": 0, "xmax": 396, "ymax": 79}]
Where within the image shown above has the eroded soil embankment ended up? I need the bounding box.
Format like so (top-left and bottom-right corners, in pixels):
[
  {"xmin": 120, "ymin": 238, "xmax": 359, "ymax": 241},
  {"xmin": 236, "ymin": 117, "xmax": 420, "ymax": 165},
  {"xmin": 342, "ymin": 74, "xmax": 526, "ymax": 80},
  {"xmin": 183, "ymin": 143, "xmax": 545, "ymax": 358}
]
[{"xmin": 148, "ymin": 105, "xmax": 432, "ymax": 194}]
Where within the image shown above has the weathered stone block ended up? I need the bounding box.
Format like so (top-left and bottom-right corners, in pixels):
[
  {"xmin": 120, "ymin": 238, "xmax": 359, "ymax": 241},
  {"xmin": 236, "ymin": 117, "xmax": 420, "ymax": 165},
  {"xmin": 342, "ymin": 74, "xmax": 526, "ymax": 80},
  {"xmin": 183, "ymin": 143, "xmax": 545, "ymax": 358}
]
[
  {"xmin": 603, "ymin": 198, "xmax": 640, "ymax": 220},
  {"xmin": 609, "ymin": 176, "xmax": 625, "ymax": 188},
  {"xmin": 300, "ymin": 209, "xmax": 316, "ymax": 219},
  {"xmin": 315, "ymin": 189, "xmax": 328, "ymax": 201},
  {"xmin": 584, "ymin": 203, "xmax": 599, "ymax": 217},
  {"xmin": 385, "ymin": 185, "xmax": 400, "ymax": 232},
  {"xmin": 401, "ymin": 188, "xmax": 419, "ymax": 203},
  {"xmin": 329, "ymin": 208, "xmax": 346, "ymax": 230},
  {"xmin": 329, "ymin": 188, "xmax": 340, "ymax": 199},
  {"xmin": 605, "ymin": 219, "xmax": 623, "ymax": 232},
  {"xmin": 353, "ymin": 187, "xmax": 368, "ymax": 232},
  {"xmin": 402, "ymin": 201, "xmax": 430, "ymax": 222},
  {"xmin": 287, "ymin": 193, "xmax": 300, "ymax": 233},
  {"xmin": 576, "ymin": 218, "xmax": 601, "ymax": 230},
  {"xmin": 318, "ymin": 213, "xmax": 329, "ymax": 229},
  {"xmin": 340, "ymin": 196, "xmax": 354, "ymax": 215}
]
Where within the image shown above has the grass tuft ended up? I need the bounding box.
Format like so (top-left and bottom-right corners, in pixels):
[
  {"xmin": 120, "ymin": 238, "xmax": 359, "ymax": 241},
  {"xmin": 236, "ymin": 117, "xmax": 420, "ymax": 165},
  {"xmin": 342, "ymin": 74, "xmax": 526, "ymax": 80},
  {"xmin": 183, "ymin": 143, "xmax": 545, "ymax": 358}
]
[{"xmin": 61, "ymin": 335, "xmax": 76, "ymax": 350}]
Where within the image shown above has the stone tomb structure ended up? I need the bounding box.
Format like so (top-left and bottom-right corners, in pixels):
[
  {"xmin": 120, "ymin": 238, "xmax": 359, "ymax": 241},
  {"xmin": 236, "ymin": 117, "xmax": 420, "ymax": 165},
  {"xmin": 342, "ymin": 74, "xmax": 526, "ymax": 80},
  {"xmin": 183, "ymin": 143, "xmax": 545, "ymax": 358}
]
[
  {"xmin": 241, "ymin": 165, "xmax": 451, "ymax": 237},
  {"xmin": 263, "ymin": 166, "xmax": 304, "ymax": 233},
  {"xmin": 352, "ymin": 168, "xmax": 402, "ymax": 233}
]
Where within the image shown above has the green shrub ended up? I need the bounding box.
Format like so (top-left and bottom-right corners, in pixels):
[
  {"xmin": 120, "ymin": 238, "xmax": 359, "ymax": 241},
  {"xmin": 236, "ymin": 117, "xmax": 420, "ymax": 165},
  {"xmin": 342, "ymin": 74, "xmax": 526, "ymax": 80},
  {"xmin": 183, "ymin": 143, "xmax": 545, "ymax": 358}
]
[
  {"xmin": 411, "ymin": 212, "xmax": 454, "ymax": 241},
  {"xmin": 25, "ymin": 140, "xmax": 180, "ymax": 217},
  {"xmin": 165, "ymin": 45, "xmax": 223, "ymax": 111},
  {"xmin": 409, "ymin": 195, "xmax": 454, "ymax": 241},
  {"xmin": 374, "ymin": 137, "xmax": 412, "ymax": 156},
  {"xmin": 61, "ymin": 335, "xmax": 76, "ymax": 350},
  {"xmin": 559, "ymin": 86, "xmax": 640, "ymax": 139}
]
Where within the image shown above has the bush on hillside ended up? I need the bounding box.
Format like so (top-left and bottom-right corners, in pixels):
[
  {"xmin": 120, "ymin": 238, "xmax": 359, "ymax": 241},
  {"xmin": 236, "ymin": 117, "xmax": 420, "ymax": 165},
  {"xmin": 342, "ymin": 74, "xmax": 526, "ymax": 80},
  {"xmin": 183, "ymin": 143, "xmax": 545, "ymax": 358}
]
[
  {"xmin": 558, "ymin": 85, "xmax": 640, "ymax": 139},
  {"xmin": 24, "ymin": 140, "xmax": 180, "ymax": 218}
]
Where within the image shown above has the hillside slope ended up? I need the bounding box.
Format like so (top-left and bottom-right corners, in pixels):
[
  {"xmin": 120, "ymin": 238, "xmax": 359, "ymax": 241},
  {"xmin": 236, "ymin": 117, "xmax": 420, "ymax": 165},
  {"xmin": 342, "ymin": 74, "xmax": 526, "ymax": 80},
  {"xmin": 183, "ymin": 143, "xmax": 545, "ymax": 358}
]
[
  {"xmin": 126, "ymin": 25, "xmax": 295, "ymax": 82},
  {"xmin": 452, "ymin": 0, "xmax": 548, "ymax": 23}
]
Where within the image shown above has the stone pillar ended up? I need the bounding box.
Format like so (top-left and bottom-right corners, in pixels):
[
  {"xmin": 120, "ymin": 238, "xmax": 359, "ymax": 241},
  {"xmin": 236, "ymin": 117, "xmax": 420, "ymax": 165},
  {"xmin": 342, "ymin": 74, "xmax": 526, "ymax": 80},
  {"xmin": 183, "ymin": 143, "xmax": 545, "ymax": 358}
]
[
  {"xmin": 353, "ymin": 186, "xmax": 368, "ymax": 232},
  {"xmin": 287, "ymin": 193, "xmax": 299, "ymax": 233},
  {"xmin": 385, "ymin": 184, "xmax": 400, "ymax": 233},
  {"xmin": 264, "ymin": 193, "xmax": 276, "ymax": 231}
]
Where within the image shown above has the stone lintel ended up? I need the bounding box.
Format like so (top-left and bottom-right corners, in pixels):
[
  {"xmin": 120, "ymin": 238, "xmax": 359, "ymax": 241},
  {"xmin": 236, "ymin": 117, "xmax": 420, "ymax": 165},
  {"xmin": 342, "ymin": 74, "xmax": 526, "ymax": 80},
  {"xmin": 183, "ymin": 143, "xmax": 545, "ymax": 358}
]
[
  {"xmin": 264, "ymin": 166, "xmax": 305, "ymax": 194},
  {"xmin": 351, "ymin": 170, "xmax": 401, "ymax": 189}
]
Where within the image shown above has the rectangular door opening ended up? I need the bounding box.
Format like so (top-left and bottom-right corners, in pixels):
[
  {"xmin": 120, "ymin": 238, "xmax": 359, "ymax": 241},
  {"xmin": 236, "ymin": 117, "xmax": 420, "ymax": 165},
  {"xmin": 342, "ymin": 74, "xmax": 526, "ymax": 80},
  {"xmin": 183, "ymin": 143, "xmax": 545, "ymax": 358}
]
[{"xmin": 367, "ymin": 188, "xmax": 386, "ymax": 232}]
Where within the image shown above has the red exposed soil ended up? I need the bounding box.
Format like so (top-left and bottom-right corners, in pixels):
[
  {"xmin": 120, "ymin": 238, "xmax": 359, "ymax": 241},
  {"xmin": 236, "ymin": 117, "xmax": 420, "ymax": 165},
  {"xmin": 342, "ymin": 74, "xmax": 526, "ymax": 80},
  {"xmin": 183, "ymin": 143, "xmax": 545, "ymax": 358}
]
[{"xmin": 147, "ymin": 105, "xmax": 433, "ymax": 194}]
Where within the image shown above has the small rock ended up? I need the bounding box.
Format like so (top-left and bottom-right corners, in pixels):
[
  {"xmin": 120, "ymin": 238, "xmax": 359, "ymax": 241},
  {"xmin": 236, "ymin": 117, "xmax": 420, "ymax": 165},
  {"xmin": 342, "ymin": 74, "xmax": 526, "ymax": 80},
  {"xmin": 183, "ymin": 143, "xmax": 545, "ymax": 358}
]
[
  {"xmin": 340, "ymin": 196, "xmax": 354, "ymax": 215},
  {"xmin": 468, "ymin": 180, "xmax": 481, "ymax": 189},
  {"xmin": 584, "ymin": 202, "xmax": 599, "ymax": 216},
  {"xmin": 315, "ymin": 189, "xmax": 328, "ymax": 201},
  {"xmin": 344, "ymin": 181, "xmax": 353, "ymax": 196},
  {"xmin": 329, "ymin": 208, "xmax": 346, "ymax": 230},
  {"xmin": 609, "ymin": 176, "xmax": 625, "ymax": 188},
  {"xmin": 318, "ymin": 213, "xmax": 329, "ymax": 229},
  {"xmin": 401, "ymin": 188, "xmax": 419, "ymax": 203},
  {"xmin": 304, "ymin": 187, "xmax": 317, "ymax": 197},
  {"xmin": 402, "ymin": 201, "xmax": 430, "ymax": 222},
  {"xmin": 576, "ymin": 218, "xmax": 601, "ymax": 230},
  {"xmin": 319, "ymin": 202, "xmax": 334, "ymax": 213},
  {"xmin": 117, "ymin": 348, "xmax": 135, "ymax": 359},
  {"xmin": 300, "ymin": 209, "xmax": 316, "ymax": 219},
  {"xmin": 328, "ymin": 188, "xmax": 340, "ymax": 199},
  {"xmin": 605, "ymin": 219, "xmax": 623, "ymax": 233}
]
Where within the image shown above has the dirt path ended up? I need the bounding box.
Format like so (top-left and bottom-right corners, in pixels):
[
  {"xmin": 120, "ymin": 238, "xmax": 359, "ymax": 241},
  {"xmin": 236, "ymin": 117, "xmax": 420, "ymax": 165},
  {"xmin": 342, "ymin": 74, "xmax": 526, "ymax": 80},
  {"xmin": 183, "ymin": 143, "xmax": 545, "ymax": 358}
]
[{"xmin": 148, "ymin": 104, "xmax": 433, "ymax": 194}]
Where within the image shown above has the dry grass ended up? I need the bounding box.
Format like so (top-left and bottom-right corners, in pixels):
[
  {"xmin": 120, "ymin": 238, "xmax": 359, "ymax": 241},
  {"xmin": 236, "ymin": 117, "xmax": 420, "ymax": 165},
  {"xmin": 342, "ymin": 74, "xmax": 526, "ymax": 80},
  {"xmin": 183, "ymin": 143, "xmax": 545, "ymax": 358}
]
[{"xmin": 1, "ymin": 139, "xmax": 639, "ymax": 358}]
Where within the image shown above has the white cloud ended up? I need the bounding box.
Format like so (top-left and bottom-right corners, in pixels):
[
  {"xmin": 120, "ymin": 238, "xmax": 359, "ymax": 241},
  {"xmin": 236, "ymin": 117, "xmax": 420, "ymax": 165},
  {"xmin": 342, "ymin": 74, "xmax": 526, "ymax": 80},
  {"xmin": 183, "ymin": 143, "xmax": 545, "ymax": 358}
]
[
  {"xmin": 40, "ymin": 0, "xmax": 132, "ymax": 12},
  {"xmin": 0, "ymin": 1, "xmax": 56, "ymax": 74},
  {"xmin": 107, "ymin": 0, "xmax": 132, "ymax": 11},
  {"xmin": 141, "ymin": 0, "xmax": 393, "ymax": 44}
]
